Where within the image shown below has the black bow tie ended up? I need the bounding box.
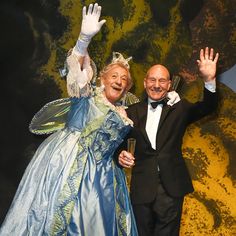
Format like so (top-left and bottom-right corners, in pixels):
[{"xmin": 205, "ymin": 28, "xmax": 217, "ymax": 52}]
[{"xmin": 150, "ymin": 99, "xmax": 166, "ymax": 109}]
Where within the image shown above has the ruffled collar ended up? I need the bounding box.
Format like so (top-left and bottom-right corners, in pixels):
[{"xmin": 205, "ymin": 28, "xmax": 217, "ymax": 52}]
[{"xmin": 94, "ymin": 86, "xmax": 133, "ymax": 126}]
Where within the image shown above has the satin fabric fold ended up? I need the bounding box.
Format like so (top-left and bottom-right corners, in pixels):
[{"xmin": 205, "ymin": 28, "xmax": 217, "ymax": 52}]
[{"xmin": 0, "ymin": 93, "xmax": 138, "ymax": 236}]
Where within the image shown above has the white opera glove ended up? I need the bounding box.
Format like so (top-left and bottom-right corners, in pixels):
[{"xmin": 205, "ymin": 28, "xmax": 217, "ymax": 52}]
[
  {"xmin": 66, "ymin": 53, "xmax": 93, "ymax": 97},
  {"xmin": 75, "ymin": 3, "xmax": 106, "ymax": 56},
  {"xmin": 167, "ymin": 91, "xmax": 181, "ymax": 106}
]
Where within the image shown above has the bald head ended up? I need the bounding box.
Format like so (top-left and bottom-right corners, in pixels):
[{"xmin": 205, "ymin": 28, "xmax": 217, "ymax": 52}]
[{"xmin": 146, "ymin": 64, "xmax": 170, "ymax": 80}]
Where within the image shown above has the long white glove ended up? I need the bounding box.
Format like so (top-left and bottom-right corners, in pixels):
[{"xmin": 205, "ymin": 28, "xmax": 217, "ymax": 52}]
[
  {"xmin": 167, "ymin": 91, "xmax": 181, "ymax": 106},
  {"xmin": 75, "ymin": 3, "xmax": 106, "ymax": 56}
]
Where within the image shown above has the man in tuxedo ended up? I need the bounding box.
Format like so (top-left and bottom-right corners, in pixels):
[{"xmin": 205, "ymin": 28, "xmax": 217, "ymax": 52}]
[{"xmin": 118, "ymin": 47, "xmax": 219, "ymax": 236}]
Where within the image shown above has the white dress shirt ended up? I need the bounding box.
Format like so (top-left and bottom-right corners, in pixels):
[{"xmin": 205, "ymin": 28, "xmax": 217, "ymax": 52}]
[
  {"xmin": 145, "ymin": 98, "xmax": 163, "ymax": 150},
  {"xmin": 145, "ymin": 80, "xmax": 216, "ymax": 150}
]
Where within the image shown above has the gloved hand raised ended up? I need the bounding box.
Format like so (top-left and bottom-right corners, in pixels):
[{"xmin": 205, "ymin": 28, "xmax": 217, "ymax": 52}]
[
  {"xmin": 80, "ymin": 3, "xmax": 106, "ymax": 40},
  {"xmin": 75, "ymin": 3, "xmax": 106, "ymax": 56}
]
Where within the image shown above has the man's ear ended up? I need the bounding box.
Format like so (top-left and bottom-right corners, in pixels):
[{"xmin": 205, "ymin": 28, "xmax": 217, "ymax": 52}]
[
  {"xmin": 167, "ymin": 80, "xmax": 172, "ymax": 91},
  {"xmin": 143, "ymin": 78, "xmax": 147, "ymax": 88}
]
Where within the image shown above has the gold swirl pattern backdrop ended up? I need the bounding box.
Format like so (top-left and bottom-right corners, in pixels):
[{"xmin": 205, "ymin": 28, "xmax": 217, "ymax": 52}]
[{"xmin": 2, "ymin": 0, "xmax": 235, "ymax": 234}]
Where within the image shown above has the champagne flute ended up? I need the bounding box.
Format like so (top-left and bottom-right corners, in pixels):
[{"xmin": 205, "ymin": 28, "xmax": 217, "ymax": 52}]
[
  {"xmin": 127, "ymin": 138, "xmax": 136, "ymax": 155},
  {"xmin": 125, "ymin": 138, "xmax": 136, "ymax": 190}
]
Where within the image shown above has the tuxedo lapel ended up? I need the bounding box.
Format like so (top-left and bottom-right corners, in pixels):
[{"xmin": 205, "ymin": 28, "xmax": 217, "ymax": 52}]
[
  {"xmin": 157, "ymin": 104, "xmax": 175, "ymax": 133},
  {"xmin": 137, "ymin": 102, "xmax": 151, "ymax": 145},
  {"xmin": 135, "ymin": 101, "xmax": 176, "ymax": 147}
]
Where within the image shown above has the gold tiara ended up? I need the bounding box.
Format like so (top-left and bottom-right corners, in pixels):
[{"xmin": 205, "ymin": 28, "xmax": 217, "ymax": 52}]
[{"xmin": 110, "ymin": 52, "xmax": 132, "ymax": 69}]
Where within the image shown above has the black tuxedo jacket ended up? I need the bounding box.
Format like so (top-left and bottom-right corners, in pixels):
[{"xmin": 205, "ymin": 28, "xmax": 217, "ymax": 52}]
[{"xmin": 126, "ymin": 88, "xmax": 217, "ymax": 204}]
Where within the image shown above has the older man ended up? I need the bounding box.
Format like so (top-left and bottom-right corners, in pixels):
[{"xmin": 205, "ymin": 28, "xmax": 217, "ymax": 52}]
[{"xmin": 118, "ymin": 47, "xmax": 219, "ymax": 236}]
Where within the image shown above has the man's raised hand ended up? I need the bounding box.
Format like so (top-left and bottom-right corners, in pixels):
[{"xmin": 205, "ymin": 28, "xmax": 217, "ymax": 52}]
[{"xmin": 197, "ymin": 47, "xmax": 219, "ymax": 82}]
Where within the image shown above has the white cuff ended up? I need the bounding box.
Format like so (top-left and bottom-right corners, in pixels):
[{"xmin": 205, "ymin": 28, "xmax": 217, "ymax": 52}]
[
  {"xmin": 204, "ymin": 79, "xmax": 216, "ymax": 93},
  {"xmin": 74, "ymin": 37, "xmax": 90, "ymax": 56}
]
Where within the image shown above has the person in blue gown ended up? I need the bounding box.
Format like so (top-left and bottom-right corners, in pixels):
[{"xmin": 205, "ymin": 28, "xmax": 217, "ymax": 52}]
[{"xmin": 0, "ymin": 3, "xmax": 139, "ymax": 235}]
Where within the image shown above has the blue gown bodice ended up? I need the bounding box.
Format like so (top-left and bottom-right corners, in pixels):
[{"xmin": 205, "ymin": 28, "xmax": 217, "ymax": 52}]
[{"xmin": 0, "ymin": 91, "xmax": 138, "ymax": 236}]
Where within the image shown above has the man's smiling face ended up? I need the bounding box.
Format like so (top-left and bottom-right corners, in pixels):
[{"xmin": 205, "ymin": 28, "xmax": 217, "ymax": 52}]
[
  {"xmin": 144, "ymin": 64, "xmax": 171, "ymax": 101},
  {"xmin": 101, "ymin": 64, "xmax": 129, "ymax": 104}
]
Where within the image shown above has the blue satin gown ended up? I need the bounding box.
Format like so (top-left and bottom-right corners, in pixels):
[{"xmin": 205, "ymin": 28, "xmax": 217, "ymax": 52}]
[{"xmin": 0, "ymin": 89, "xmax": 138, "ymax": 236}]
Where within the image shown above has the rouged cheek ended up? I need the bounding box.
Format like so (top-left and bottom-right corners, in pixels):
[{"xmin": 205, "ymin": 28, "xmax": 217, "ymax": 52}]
[{"xmin": 122, "ymin": 81, "xmax": 128, "ymax": 88}]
